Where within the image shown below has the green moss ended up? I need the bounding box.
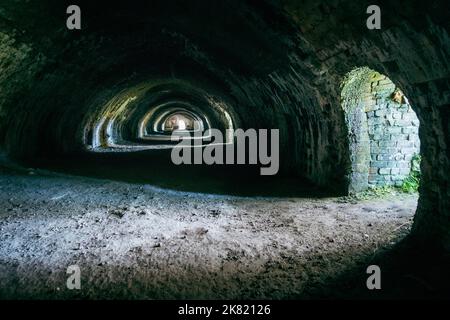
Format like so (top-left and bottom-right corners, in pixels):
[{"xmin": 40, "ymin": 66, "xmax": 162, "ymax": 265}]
[{"xmin": 401, "ymin": 154, "xmax": 421, "ymax": 193}]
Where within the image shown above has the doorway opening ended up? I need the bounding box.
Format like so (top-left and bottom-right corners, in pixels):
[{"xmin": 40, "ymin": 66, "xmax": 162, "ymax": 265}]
[{"xmin": 341, "ymin": 67, "xmax": 421, "ymax": 193}]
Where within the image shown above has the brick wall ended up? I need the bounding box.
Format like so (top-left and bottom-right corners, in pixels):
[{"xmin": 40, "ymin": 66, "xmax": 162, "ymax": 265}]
[
  {"xmin": 366, "ymin": 73, "xmax": 420, "ymax": 187},
  {"xmin": 343, "ymin": 69, "xmax": 420, "ymax": 190}
]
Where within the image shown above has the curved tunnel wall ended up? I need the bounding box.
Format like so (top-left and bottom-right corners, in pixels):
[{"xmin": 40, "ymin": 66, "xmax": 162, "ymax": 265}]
[
  {"xmin": 283, "ymin": 0, "xmax": 450, "ymax": 248},
  {"xmin": 0, "ymin": 1, "xmax": 449, "ymax": 248},
  {"xmin": 0, "ymin": 0, "xmax": 350, "ymax": 192}
]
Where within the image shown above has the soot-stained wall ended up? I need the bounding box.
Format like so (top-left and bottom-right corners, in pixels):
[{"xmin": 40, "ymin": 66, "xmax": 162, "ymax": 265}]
[
  {"xmin": 0, "ymin": 0, "xmax": 449, "ymax": 249},
  {"xmin": 282, "ymin": 0, "xmax": 449, "ymax": 250},
  {"xmin": 0, "ymin": 0, "xmax": 350, "ymax": 192}
]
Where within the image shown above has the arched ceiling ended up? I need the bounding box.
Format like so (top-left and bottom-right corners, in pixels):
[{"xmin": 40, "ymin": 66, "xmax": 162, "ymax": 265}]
[{"xmin": 0, "ymin": 0, "xmax": 449, "ymax": 249}]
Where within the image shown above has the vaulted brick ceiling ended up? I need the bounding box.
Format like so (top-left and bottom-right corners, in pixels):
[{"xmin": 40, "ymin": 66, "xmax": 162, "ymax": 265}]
[{"xmin": 0, "ymin": 0, "xmax": 448, "ymax": 249}]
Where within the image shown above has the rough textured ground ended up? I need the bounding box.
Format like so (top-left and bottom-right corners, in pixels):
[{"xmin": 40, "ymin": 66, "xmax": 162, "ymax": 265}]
[{"xmin": 0, "ymin": 167, "xmax": 418, "ymax": 299}]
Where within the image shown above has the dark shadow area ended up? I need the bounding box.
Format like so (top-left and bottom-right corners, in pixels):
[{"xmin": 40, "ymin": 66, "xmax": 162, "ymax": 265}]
[
  {"xmin": 16, "ymin": 151, "xmax": 337, "ymax": 198},
  {"xmin": 305, "ymin": 236, "xmax": 450, "ymax": 300},
  {"xmin": 0, "ymin": 0, "xmax": 448, "ymax": 301},
  {"xmin": 0, "ymin": 158, "xmax": 436, "ymax": 300}
]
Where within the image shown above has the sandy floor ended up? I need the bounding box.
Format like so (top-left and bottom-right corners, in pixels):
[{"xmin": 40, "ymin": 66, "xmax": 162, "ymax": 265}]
[{"xmin": 0, "ymin": 167, "xmax": 418, "ymax": 299}]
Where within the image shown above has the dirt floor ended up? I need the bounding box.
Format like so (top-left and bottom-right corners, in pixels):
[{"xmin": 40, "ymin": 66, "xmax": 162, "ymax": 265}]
[{"xmin": 0, "ymin": 164, "xmax": 424, "ymax": 300}]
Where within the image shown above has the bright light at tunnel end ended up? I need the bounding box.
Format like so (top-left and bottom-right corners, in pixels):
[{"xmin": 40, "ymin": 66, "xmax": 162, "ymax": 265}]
[{"xmin": 1, "ymin": 0, "xmax": 448, "ymax": 310}]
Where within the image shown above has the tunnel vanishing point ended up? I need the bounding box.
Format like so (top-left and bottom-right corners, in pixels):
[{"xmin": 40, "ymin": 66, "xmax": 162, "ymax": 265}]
[{"xmin": 0, "ymin": 0, "xmax": 449, "ymax": 299}]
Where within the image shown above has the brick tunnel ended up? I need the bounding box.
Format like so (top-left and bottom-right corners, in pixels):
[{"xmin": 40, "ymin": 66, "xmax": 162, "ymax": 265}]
[{"xmin": 0, "ymin": 0, "xmax": 449, "ymax": 299}]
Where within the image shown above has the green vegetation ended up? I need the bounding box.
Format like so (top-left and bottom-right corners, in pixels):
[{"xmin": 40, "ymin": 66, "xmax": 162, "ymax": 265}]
[
  {"xmin": 340, "ymin": 156, "xmax": 421, "ymax": 203},
  {"xmin": 401, "ymin": 154, "xmax": 421, "ymax": 193},
  {"xmin": 338, "ymin": 185, "xmax": 396, "ymax": 203}
]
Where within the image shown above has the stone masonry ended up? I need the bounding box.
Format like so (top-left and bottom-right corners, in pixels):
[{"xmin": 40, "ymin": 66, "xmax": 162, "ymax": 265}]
[
  {"xmin": 342, "ymin": 68, "xmax": 420, "ymax": 190},
  {"xmin": 366, "ymin": 73, "xmax": 420, "ymax": 187}
]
